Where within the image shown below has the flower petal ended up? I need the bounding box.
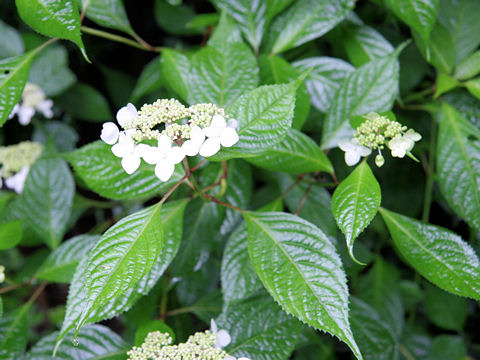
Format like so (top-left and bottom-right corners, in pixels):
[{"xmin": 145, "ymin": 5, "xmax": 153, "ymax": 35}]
[
  {"xmin": 211, "ymin": 114, "xmax": 226, "ymax": 128},
  {"xmin": 155, "ymin": 161, "xmax": 175, "ymax": 182},
  {"xmin": 136, "ymin": 144, "xmax": 160, "ymax": 164},
  {"xmin": 199, "ymin": 137, "xmax": 221, "ymax": 157},
  {"xmin": 37, "ymin": 99, "xmax": 54, "ymax": 118},
  {"xmin": 216, "ymin": 329, "xmax": 231, "ymax": 348},
  {"xmin": 357, "ymin": 145, "xmax": 372, "ymax": 157},
  {"xmin": 227, "ymin": 118, "xmax": 238, "ymax": 129},
  {"xmin": 190, "ymin": 125, "xmax": 205, "ymax": 144},
  {"xmin": 338, "ymin": 139, "xmax": 355, "ymax": 151},
  {"xmin": 203, "ymin": 125, "xmax": 221, "ymax": 138},
  {"xmin": 121, "ymin": 154, "xmax": 141, "ymax": 174},
  {"xmin": 181, "ymin": 139, "xmax": 200, "ymax": 156},
  {"xmin": 220, "ymin": 127, "xmax": 239, "ymax": 147},
  {"xmin": 158, "ymin": 135, "xmax": 172, "ymax": 152},
  {"xmin": 17, "ymin": 106, "xmax": 35, "ymax": 126},
  {"xmin": 168, "ymin": 146, "xmax": 185, "ymax": 164},
  {"xmin": 100, "ymin": 122, "xmax": 120, "ymax": 145},
  {"xmin": 345, "ymin": 151, "xmax": 361, "ymax": 166},
  {"xmin": 116, "ymin": 103, "xmax": 137, "ymax": 127},
  {"xmin": 8, "ymin": 104, "xmax": 19, "ymax": 119}
]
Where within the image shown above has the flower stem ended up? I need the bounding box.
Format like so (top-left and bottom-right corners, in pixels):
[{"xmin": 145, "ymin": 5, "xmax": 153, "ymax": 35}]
[
  {"xmin": 81, "ymin": 26, "xmax": 160, "ymax": 52},
  {"xmin": 203, "ymin": 193, "xmax": 244, "ymax": 213},
  {"xmin": 295, "ymin": 182, "xmax": 313, "ymax": 215}
]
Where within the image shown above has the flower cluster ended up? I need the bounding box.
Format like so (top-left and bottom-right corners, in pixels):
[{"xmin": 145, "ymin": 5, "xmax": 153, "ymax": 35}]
[
  {"xmin": 127, "ymin": 320, "xmax": 250, "ymax": 360},
  {"xmin": 100, "ymin": 100, "xmax": 239, "ymax": 181},
  {"xmin": 9, "ymin": 83, "xmax": 54, "ymax": 126},
  {"xmin": 338, "ymin": 112, "xmax": 421, "ymax": 167},
  {"xmin": 0, "ymin": 141, "xmax": 43, "ymax": 193}
]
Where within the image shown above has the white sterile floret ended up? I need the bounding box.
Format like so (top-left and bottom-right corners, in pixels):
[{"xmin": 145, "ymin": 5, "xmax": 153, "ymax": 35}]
[
  {"xmin": 8, "ymin": 83, "xmax": 54, "ymax": 126},
  {"xmin": 4, "ymin": 166, "xmax": 29, "ymax": 194},
  {"xmin": 210, "ymin": 319, "xmax": 231, "ymax": 348},
  {"xmin": 111, "ymin": 133, "xmax": 143, "ymax": 174},
  {"xmin": 181, "ymin": 125, "xmax": 205, "ymax": 156},
  {"xmin": 200, "ymin": 115, "xmax": 239, "ymax": 157},
  {"xmin": 116, "ymin": 103, "xmax": 138, "ymax": 127},
  {"xmin": 138, "ymin": 135, "xmax": 185, "ymax": 182},
  {"xmin": 388, "ymin": 134, "xmax": 411, "ymax": 158},
  {"xmin": 403, "ymin": 129, "xmax": 422, "ymax": 151},
  {"xmin": 338, "ymin": 138, "xmax": 371, "ymax": 166},
  {"xmin": 100, "ymin": 122, "xmax": 120, "ymax": 145}
]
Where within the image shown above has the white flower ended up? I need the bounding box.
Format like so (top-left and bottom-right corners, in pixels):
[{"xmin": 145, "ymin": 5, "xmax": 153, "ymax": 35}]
[
  {"xmin": 4, "ymin": 166, "xmax": 29, "ymax": 194},
  {"xmin": 100, "ymin": 122, "xmax": 121, "ymax": 145},
  {"xmin": 199, "ymin": 115, "xmax": 239, "ymax": 157},
  {"xmin": 181, "ymin": 126, "xmax": 205, "ymax": 156},
  {"xmin": 116, "ymin": 103, "xmax": 137, "ymax": 127},
  {"xmin": 0, "ymin": 265, "xmax": 5, "ymax": 283},
  {"xmin": 138, "ymin": 135, "xmax": 184, "ymax": 182},
  {"xmin": 338, "ymin": 138, "xmax": 371, "ymax": 166},
  {"xmin": 8, "ymin": 83, "xmax": 54, "ymax": 126},
  {"xmin": 111, "ymin": 133, "xmax": 142, "ymax": 174},
  {"xmin": 210, "ymin": 319, "xmax": 231, "ymax": 348},
  {"xmin": 403, "ymin": 129, "xmax": 422, "ymax": 151},
  {"xmin": 388, "ymin": 134, "xmax": 411, "ymax": 158}
]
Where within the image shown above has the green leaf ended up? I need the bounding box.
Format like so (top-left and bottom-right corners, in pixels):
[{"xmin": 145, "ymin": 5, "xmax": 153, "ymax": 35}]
[
  {"xmin": 321, "ymin": 51, "xmax": 400, "ymax": 149},
  {"xmin": 154, "ymin": 0, "xmax": 197, "ymax": 35},
  {"xmin": 384, "ymin": 0, "xmax": 439, "ymax": 44},
  {"xmin": 0, "ymin": 303, "xmax": 31, "ymax": 359},
  {"xmin": 424, "ymin": 283, "xmax": 467, "ymax": 331},
  {"xmin": 379, "ymin": 208, "xmax": 480, "ymax": 300},
  {"xmin": 428, "ymin": 335, "xmax": 467, "ymax": 360},
  {"xmin": 221, "ymin": 223, "xmax": 263, "ymax": 304},
  {"xmin": 259, "ymin": 55, "xmax": 310, "ymax": 129},
  {"xmin": 130, "ymin": 56, "xmax": 162, "ymax": 102},
  {"xmin": 437, "ymin": 102, "xmax": 480, "ymax": 231},
  {"xmin": 434, "ymin": 73, "xmax": 459, "ymax": 98},
  {"xmin": 217, "ymin": 294, "xmax": 302, "ymax": 360},
  {"xmin": 210, "ymin": 83, "xmax": 296, "ymax": 160},
  {"xmin": 267, "ymin": 0, "xmax": 355, "ymax": 54},
  {"xmin": 293, "ymin": 57, "xmax": 354, "ymax": 113},
  {"xmin": 0, "ymin": 51, "xmax": 37, "ymax": 127},
  {"xmin": 73, "ymin": 202, "xmax": 164, "ymax": 332},
  {"xmin": 465, "ymin": 77, "xmax": 480, "ymax": 100},
  {"xmin": 244, "ymin": 211, "xmax": 363, "ymax": 360},
  {"xmin": 81, "ymin": 0, "xmax": 135, "ymax": 36},
  {"xmin": 29, "ymin": 44, "xmax": 76, "ymax": 97},
  {"xmin": 58, "ymin": 83, "xmax": 112, "ymax": 122},
  {"xmin": 454, "ymin": 50, "xmax": 480, "ymax": 80},
  {"xmin": 0, "ymin": 220, "xmax": 23, "ymax": 250},
  {"xmin": 350, "ymin": 297, "xmax": 399, "ymax": 360},
  {"xmin": 28, "ymin": 324, "xmax": 128, "ymax": 360},
  {"xmin": 247, "ymin": 129, "xmax": 333, "ymax": 174},
  {"xmin": 207, "ymin": 11, "xmax": 242, "ymax": 51},
  {"xmin": 36, "ymin": 235, "xmax": 98, "ymax": 283},
  {"xmin": 57, "ymin": 200, "xmax": 186, "ymax": 345},
  {"xmin": 332, "ymin": 161, "xmax": 381, "ymax": 264},
  {"xmin": 265, "ymin": 0, "xmax": 294, "ymax": 21},
  {"xmin": 22, "ymin": 158, "xmax": 75, "ymax": 249},
  {"xmin": 160, "ymin": 48, "xmax": 191, "ymax": 102},
  {"xmin": 67, "ymin": 141, "xmax": 184, "ymax": 200},
  {"xmin": 15, "ymin": 0, "xmax": 86, "ymax": 57},
  {"xmin": 0, "ymin": 20, "xmax": 24, "ymax": 59}
]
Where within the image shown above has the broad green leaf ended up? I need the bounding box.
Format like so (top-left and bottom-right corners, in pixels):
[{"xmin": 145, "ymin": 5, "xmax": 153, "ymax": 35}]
[
  {"xmin": 332, "ymin": 161, "xmax": 381, "ymax": 264},
  {"xmin": 32, "ymin": 121, "xmax": 79, "ymax": 153},
  {"xmin": 0, "ymin": 220, "xmax": 23, "ymax": 250},
  {"xmin": 160, "ymin": 48, "xmax": 191, "ymax": 102},
  {"xmin": 22, "ymin": 158, "xmax": 75, "ymax": 249},
  {"xmin": 437, "ymin": 102, "xmax": 480, "ymax": 231},
  {"xmin": 221, "ymin": 224, "xmax": 263, "ymax": 304},
  {"xmin": 444, "ymin": 90, "xmax": 480, "ymax": 128},
  {"xmin": 217, "ymin": 294, "xmax": 302, "ymax": 360},
  {"xmin": 247, "ymin": 129, "xmax": 333, "ymax": 174},
  {"xmin": 244, "ymin": 211, "xmax": 363, "ymax": 359},
  {"xmin": 465, "ymin": 77, "xmax": 480, "ymax": 100},
  {"xmin": 428, "ymin": 335, "xmax": 467, "ymax": 360},
  {"xmin": 424, "ymin": 284, "xmax": 467, "ymax": 331},
  {"xmin": 29, "ymin": 44, "xmax": 76, "ymax": 97},
  {"xmin": 81, "ymin": 0, "xmax": 135, "ymax": 36},
  {"xmin": 434, "ymin": 73, "xmax": 459, "ymax": 98},
  {"xmin": 259, "ymin": 55, "xmax": 310, "ymax": 129},
  {"xmin": 67, "ymin": 141, "xmax": 184, "ymax": 200},
  {"xmin": 214, "ymin": 0, "xmax": 267, "ymax": 51},
  {"xmin": 454, "ymin": 50, "xmax": 480, "ymax": 80},
  {"xmin": 130, "ymin": 56, "xmax": 162, "ymax": 102},
  {"xmin": 384, "ymin": 0, "xmax": 439, "ymax": 44},
  {"xmin": 0, "ymin": 51, "xmax": 37, "ymax": 127},
  {"xmin": 293, "ymin": 57, "xmax": 354, "ymax": 113},
  {"xmin": 267, "ymin": 0, "xmax": 354, "ymax": 54},
  {"xmin": 210, "ymin": 83, "xmax": 296, "ymax": 160},
  {"xmin": 36, "ymin": 235, "xmax": 98, "ymax": 283},
  {"xmin": 321, "ymin": 51, "xmax": 400, "ymax": 149},
  {"xmin": 0, "ymin": 303, "xmax": 31, "ymax": 359},
  {"xmin": 265, "ymin": 0, "xmax": 294, "ymax": 21},
  {"xmin": 379, "ymin": 208, "xmax": 480, "ymax": 300},
  {"xmin": 342, "ymin": 24, "xmax": 394, "ymax": 67},
  {"xmin": 0, "ymin": 20, "xmax": 24, "ymax": 59},
  {"xmin": 350, "ymin": 297, "xmax": 398, "ymax": 360},
  {"xmin": 28, "ymin": 324, "xmax": 128, "ymax": 360},
  {"xmin": 15, "ymin": 0, "xmax": 86, "ymax": 56},
  {"xmin": 154, "ymin": 0, "xmax": 197, "ymax": 35},
  {"xmin": 190, "ymin": 289, "xmax": 223, "ymax": 323},
  {"xmin": 57, "ymin": 200, "xmax": 186, "ymax": 345},
  {"xmin": 58, "ymin": 83, "xmax": 112, "ymax": 122},
  {"xmin": 74, "ymin": 202, "xmax": 164, "ymax": 331},
  {"xmin": 207, "ymin": 11, "xmax": 242, "ymax": 51},
  {"xmin": 438, "ymin": 0, "xmax": 480, "ymax": 64}
]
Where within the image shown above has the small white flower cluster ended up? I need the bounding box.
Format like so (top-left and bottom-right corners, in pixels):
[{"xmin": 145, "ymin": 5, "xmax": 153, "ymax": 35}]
[
  {"xmin": 339, "ymin": 112, "xmax": 421, "ymax": 167},
  {"xmin": 100, "ymin": 101, "xmax": 239, "ymax": 182},
  {"xmin": 9, "ymin": 83, "xmax": 54, "ymax": 126},
  {"xmin": 0, "ymin": 141, "xmax": 43, "ymax": 194},
  {"xmin": 127, "ymin": 320, "xmax": 250, "ymax": 360}
]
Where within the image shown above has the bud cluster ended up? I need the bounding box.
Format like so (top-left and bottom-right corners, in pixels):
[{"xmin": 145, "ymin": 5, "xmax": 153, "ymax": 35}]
[{"xmin": 8, "ymin": 83, "xmax": 54, "ymax": 126}]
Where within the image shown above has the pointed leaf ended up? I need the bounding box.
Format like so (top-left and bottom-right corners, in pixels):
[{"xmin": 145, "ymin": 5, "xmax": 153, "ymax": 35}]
[
  {"xmin": 244, "ymin": 211, "xmax": 363, "ymax": 359},
  {"xmin": 465, "ymin": 77, "xmax": 480, "ymax": 100},
  {"xmin": 332, "ymin": 162, "xmax": 381, "ymax": 264},
  {"xmin": 0, "ymin": 303, "xmax": 30, "ymax": 359},
  {"xmin": 160, "ymin": 49, "xmax": 191, "ymax": 102},
  {"xmin": 454, "ymin": 50, "xmax": 480, "ymax": 80},
  {"xmin": 379, "ymin": 208, "xmax": 480, "ymax": 300},
  {"xmin": 81, "ymin": 0, "xmax": 135, "ymax": 36},
  {"xmin": 0, "ymin": 220, "xmax": 23, "ymax": 250},
  {"xmin": 130, "ymin": 56, "xmax": 162, "ymax": 102}
]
